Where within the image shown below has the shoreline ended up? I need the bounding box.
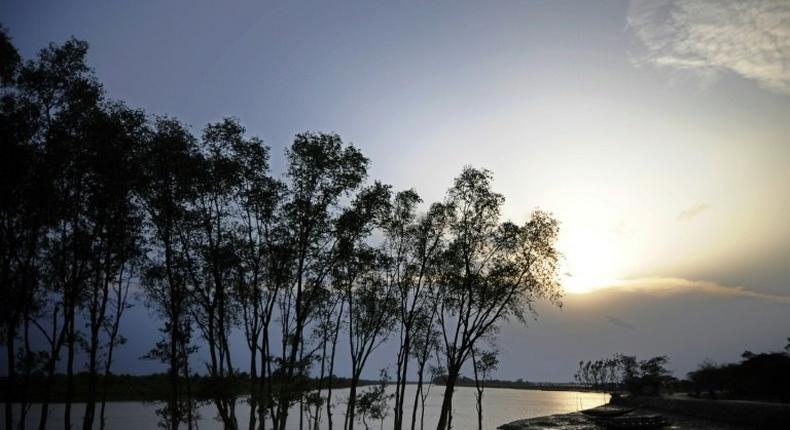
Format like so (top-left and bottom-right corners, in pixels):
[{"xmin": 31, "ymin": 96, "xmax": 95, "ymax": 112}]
[{"xmin": 499, "ymin": 395, "xmax": 790, "ymax": 429}]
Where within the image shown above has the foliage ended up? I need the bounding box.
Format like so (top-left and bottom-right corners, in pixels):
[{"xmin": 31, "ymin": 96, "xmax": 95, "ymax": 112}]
[
  {"xmin": 1, "ymin": 26, "xmax": 564, "ymax": 430},
  {"xmin": 356, "ymin": 370, "xmax": 393, "ymax": 430},
  {"xmin": 575, "ymin": 354, "xmax": 674, "ymax": 396},
  {"xmin": 688, "ymin": 346, "xmax": 790, "ymax": 402}
]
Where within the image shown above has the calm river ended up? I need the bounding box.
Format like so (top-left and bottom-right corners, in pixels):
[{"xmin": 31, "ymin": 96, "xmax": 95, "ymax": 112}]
[{"xmin": 10, "ymin": 386, "xmax": 608, "ymax": 430}]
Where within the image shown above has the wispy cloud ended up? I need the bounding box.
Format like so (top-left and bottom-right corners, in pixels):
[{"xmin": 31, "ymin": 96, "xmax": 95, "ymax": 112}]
[
  {"xmin": 605, "ymin": 277, "xmax": 790, "ymax": 304},
  {"xmin": 600, "ymin": 277, "xmax": 790, "ymax": 304},
  {"xmin": 676, "ymin": 203, "xmax": 708, "ymax": 222},
  {"xmin": 627, "ymin": 0, "xmax": 790, "ymax": 95},
  {"xmin": 606, "ymin": 315, "xmax": 636, "ymax": 330}
]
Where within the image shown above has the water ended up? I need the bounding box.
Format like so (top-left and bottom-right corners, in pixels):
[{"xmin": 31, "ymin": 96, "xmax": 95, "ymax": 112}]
[{"xmin": 8, "ymin": 386, "xmax": 608, "ymax": 430}]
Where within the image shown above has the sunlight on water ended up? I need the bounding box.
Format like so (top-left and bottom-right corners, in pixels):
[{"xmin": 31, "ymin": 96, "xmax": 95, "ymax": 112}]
[{"xmin": 9, "ymin": 386, "xmax": 608, "ymax": 430}]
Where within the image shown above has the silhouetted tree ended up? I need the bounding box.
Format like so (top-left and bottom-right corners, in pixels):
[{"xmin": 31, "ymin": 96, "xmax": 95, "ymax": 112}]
[
  {"xmin": 0, "ymin": 25, "xmax": 49, "ymax": 430},
  {"xmin": 226, "ymin": 120, "xmax": 283, "ymax": 430},
  {"xmin": 0, "ymin": 25, "xmax": 20, "ymax": 85},
  {"xmin": 688, "ymin": 341, "xmax": 790, "ymax": 402},
  {"xmin": 384, "ymin": 191, "xmax": 448, "ymax": 430},
  {"xmin": 78, "ymin": 102, "xmax": 146, "ymax": 430},
  {"xmin": 272, "ymin": 133, "xmax": 368, "ymax": 430},
  {"xmin": 434, "ymin": 167, "xmax": 562, "ymax": 430},
  {"xmin": 408, "ymin": 297, "xmax": 441, "ymax": 430},
  {"xmin": 333, "ymin": 182, "xmax": 395, "ymax": 430},
  {"xmin": 184, "ymin": 118, "xmax": 267, "ymax": 430},
  {"xmin": 310, "ymin": 276, "xmax": 344, "ymax": 430},
  {"xmin": 139, "ymin": 117, "xmax": 202, "ymax": 430},
  {"xmin": 0, "ymin": 26, "xmax": 582, "ymax": 430},
  {"xmin": 10, "ymin": 35, "xmax": 107, "ymax": 430},
  {"xmin": 471, "ymin": 348, "xmax": 498, "ymax": 430},
  {"xmin": 355, "ymin": 370, "xmax": 393, "ymax": 430},
  {"xmin": 98, "ymin": 262, "xmax": 134, "ymax": 430}
]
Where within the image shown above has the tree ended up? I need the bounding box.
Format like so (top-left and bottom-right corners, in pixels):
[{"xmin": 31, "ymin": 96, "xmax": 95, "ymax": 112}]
[
  {"xmin": 272, "ymin": 132, "xmax": 369, "ymax": 430},
  {"xmin": 0, "ymin": 25, "xmax": 48, "ymax": 430},
  {"xmin": 355, "ymin": 370, "xmax": 393, "ymax": 430},
  {"xmin": 384, "ymin": 193, "xmax": 449, "ymax": 430},
  {"xmin": 13, "ymin": 36, "xmax": 106, "ymax": 430},
  {"xmin": 184, "ymin": 119, "xmax": 263, "ymax": 430},
  {"xmin": 334, "ymin": 183, "xmax": 396, "ymax": 430},
  {"xmin": 98, "ymin": 261, "xmax": 134, "ymax": 430},
  {"xmin": 408, "ymin": 298, "xmax": 441, "ymax": 430},
  {"xmin": 310, "ymin": 266, "xmax": 345, "ymax": 430},
  {"xmin": 471, "ymin": 348, "xmax": 498, "ymax": 430},
  {"xmin": 78, "ymin": 102, "xmax": 146, "ymax": 430},
  {"xmin": 227, "ymin": 119, "xmax": 283, "ymax": 430},
  {"xmin": 434, "ymin": 167, "xmax": 562, "ymax": 430},
  {"xmin": 139, "ymin": 117, "xmax": 202, "ymax": 430}
]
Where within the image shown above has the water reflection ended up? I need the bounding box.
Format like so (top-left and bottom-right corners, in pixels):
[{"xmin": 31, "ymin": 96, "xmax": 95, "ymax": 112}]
[{"xmin": 11, "ymin": 386, "xmax": 608, "ymax": 430}]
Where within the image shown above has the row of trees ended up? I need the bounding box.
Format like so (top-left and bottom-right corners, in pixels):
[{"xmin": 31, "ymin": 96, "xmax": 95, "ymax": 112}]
[
  {"xmin": 0, "ymin": 28, "xmax": 563, "ymax": 430},
  {"xmin": 687, "ymin": 338, "xmax": 790, "ymax": 402},
  {"xmin": 574, "ymin": 354, "xmax": 674, "ymax": 395},
  {"xmin": 577, "ymin": 338, "xmax": 790, "ymax": 401}
]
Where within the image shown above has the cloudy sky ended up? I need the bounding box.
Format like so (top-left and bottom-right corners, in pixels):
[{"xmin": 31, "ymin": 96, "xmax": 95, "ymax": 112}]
[{"xmin": 2, "ymin": 0, "xmax": 789, "ymax": 381}]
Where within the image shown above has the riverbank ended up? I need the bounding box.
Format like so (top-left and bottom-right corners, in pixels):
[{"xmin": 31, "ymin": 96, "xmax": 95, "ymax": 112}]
[
  {"xmin": 498, "ymin": 395, "xmax": 790, "ymax": 429},
  {"xmin": 498, "ymin": 408, "xmax": 754, "ymax": 429}
]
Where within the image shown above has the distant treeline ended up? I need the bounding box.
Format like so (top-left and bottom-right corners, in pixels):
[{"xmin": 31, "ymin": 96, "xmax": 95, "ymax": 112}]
[
  {"xmin": 0, "ymin": 373, "xmax": 373, "ymax": 403},
  {"xmin": 687, "ymin": 341, "xmax": 790, "ymax": 402},
  {"xmin": 576, "ymin": 338, "xmax": 790, "ymax": 403},
  {"xmin": 1, "ymin": 25, "xmax": 563, "ymax": 430}
]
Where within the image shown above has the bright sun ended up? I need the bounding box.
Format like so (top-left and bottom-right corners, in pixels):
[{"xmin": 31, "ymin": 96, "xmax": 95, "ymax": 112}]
[{"xmin": 560, "ymin": 234, "xmax": 623, "ymax": 294}]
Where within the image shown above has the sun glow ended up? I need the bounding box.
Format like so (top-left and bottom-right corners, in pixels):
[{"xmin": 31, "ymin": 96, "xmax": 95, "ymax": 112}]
[{"xmin": 560, "ymin": 232, "xmax": 624, "ymax": 294}]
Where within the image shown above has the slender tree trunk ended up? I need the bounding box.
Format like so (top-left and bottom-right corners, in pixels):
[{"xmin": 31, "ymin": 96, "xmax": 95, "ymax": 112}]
[
  {"xmin": 249, "ymin": 334, "xmax": 258, "ymax": 430},
  {"xmin": 99, "ymin": 275, "xmax": 124, "ymax": 430},
  {"xmin": 38, "ymin": 308, "xmax": 65, "ymax": 430},
  {"xmin": 313, "ymin": 335, "xmax": 328, "ymax": 430},
  {"xmin": 394, "ymin": 330, "xmax": 410, "ymax": 430},
  {"xmin": 182, "ymin": 338, "xmax": 195, "ymax": 430},
  {"xmin": 64, "ymin": 305, "xmax": 76, "ymax": 430},
  {"xmin": 345, "ymin": 375, "xmax": 359, "ymax": 430},
  {"xmin": 99, "ymin": 349, "xmax": 114, "ymax": 430},
  {"xmin": 259, "ymin": 323, "xmax": 270, "ymax": 430},
  {"xmin": 298, "ymin": 335, "xmax": 305, "ymax": 430},
  {"xmin": 435, "ymin": 366, "xmax": 459, "ymax": 430},
  {"xmin": 169, "ymin": 301, "xmax": 181, "ymax": 430},
  {"xmin": 277, "ymin": 261, "xmax": 305, "ymax": 430},
  {"xmin": 20, "ymin": 318, "xmax": 34, "ymax": 430},
  {"xmin": 5, "ymin": 322, "xmax": 15, "ymax": 430},
  {"xmin": 83, "ymin": 296, "xmax": 102, "ymax": 430},
  {"xmin": 419, "ymin": 394, "xmax": 427, "ymax": 430},
  {"xmin": 83, "ymin": 328, "xmax": 100, "ymax": 430},
  {"xmin": 326, "ymin": 301, "xmax": 343, "ymax": 430},
  {"xmin": 410, "ymin": 361, "xmax": 426, "ymax": 430}
]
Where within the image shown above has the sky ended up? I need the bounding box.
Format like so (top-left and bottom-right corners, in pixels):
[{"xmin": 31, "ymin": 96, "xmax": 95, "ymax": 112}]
[{"xmin": 2, "ymin": 0, "xmax": 789, "ymax": 381}]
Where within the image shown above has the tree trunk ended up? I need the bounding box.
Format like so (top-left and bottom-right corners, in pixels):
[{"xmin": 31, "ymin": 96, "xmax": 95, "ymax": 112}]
[
  {"xmin": 169, "ymin": 305, "xmax": 180, "ymax": 430},
  {"xmin": 82, "ymin": 315, "xmax": 101, "ymax": 430},
  {"xmin": 38, "ymin": 315, "xmax": 63, "ymax": 430},
  {"xmin": 64, "ymin": 306, "xmax": 75, "ymax": 430},
  {"xmin": 326, "ymin": 302, "xmax": 343, "ymax": 430},
  {"xmin": 410, "ymin": 361, "xmax": 426, "ymax": 430},
  {"xmin": 20, "ymin": 318, "xmax": 34, "ymax": 429},
  {"xmin": 394, "ymin": 330, "xmax": 410, "ymax": 430},
  {"xmin": 249, "ymin": 337, "xmax": 258, "ymax": 430},
  {"xmin": 259, "ymin": 324, "xmax": 270, "ymax": 430},
  {"xmin": 5, "ymin": 323, "xmax": 15, "ymax": 430},
  {"xmin": 345, "ymin": 377, "xmax": 359, "ymax": 430},
  {"xmin": 435, "ymin": 365, "xmax": 459, "ymax": 430}
]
